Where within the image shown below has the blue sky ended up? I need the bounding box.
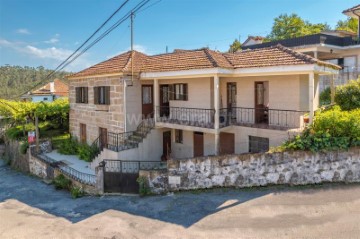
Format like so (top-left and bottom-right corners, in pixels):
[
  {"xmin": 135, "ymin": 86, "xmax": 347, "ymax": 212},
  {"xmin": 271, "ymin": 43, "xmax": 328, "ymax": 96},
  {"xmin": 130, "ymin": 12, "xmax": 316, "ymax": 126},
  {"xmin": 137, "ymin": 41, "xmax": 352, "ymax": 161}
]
[{"xmin": 0, "ymin": 0, "xmax": 358, "ymax": 72}]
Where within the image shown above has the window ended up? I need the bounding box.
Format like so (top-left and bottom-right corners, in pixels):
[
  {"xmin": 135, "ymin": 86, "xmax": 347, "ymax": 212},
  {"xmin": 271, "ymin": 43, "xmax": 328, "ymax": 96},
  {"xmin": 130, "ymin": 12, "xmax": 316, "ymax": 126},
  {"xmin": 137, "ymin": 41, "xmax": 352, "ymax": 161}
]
[
  {"xmin": 75, "ymin": 87, "xmax": 88, "ymax": 103},
  {"xmin": 43, "ymin": 97, "xmax": 48, "ymax": 101},
  {"xmin": 175, "ymin": 129, "xmax": 183, "ymax": 143},
  {"xmin": 249, "ymin": 136, "xmax": 269, "ymax": 153},
  {"xmin": 80, "ymin": 123, "xmax": 87, "ymax": 143},
  {"xmin": 142, "ymin": 86, "xmax": 152, "ymax": 104},
  {"xmin": 174, "ymin": 84, "xmax": 188, "ymax": 101},
  {"xmin": 94, "ymin": 86, "xmax": 110, "ymax": 105}
]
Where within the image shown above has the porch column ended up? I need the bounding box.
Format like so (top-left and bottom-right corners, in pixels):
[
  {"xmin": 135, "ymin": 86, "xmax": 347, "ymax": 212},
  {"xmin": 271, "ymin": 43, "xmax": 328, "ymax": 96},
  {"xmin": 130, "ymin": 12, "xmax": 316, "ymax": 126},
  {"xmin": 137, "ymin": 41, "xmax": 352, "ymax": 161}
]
[
  {"xmin": 214, "ymin": 75, "xmax": 220, "ymax": 155},
  {"xmin": 330, "ymin": 74, "xmax": 336, "ymax": 104},
  {"xmin": 154, "ymin": 78, "xmax": 159, "ymax": 122},
  {"xmin": 314, "ymin": 51, "xmax": 318, "ymax": 59},
  {"xmin": 309, "ymin": 72, "xmax": 315, "ymax": 124}
]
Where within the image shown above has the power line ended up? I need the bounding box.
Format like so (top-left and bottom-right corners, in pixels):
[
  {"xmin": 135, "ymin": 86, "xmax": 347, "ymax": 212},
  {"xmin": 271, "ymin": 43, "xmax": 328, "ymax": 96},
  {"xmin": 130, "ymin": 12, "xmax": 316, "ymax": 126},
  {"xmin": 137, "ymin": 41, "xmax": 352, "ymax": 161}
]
[{"xmin": 12, "ymin": 0, "xmax": 142, "ymax": 100}]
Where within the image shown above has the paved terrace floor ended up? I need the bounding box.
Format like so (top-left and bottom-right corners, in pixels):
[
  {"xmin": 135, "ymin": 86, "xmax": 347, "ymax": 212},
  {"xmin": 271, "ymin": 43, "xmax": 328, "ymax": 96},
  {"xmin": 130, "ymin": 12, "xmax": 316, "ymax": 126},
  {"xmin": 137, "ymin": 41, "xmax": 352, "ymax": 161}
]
[
  {"xmin": 1, "ymin": 159, "xmax": 360, "ymax": 239},
  {"xmin": 45, "ymin": 150, "xmax": 95, "ymax": 175}
]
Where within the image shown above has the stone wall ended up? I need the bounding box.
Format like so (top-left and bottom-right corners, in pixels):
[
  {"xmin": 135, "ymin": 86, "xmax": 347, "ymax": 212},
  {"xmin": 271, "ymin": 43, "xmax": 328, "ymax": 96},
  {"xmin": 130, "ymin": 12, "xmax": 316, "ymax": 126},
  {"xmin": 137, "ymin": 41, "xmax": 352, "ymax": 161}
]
[
  {"xmin": 69, "ymin": 76, "xmax": 125, "ymax": 144},
  {"xmin": 4, "ymin": 140, "xmax": 29, "ymax": 173},
  {"xmin": 29, "ymin": 154, "xmax": 48, "ymax": 178},
  {"xmin": 140, "ymin": 147, "xmax": 360, "ymax": 194}
]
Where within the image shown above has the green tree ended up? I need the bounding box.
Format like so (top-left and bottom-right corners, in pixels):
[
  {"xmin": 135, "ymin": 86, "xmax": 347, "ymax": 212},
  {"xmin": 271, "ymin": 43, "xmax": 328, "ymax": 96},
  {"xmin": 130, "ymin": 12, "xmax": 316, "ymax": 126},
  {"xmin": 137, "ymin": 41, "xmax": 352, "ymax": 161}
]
[
  {"xmin": 336, "ymin": 17, "xmax": 358, "ymax": 34},
  {"xmin": 267, "ymin": 14, "xmax": 329, "ymax": 41},
  {"xmin": 228, "ymin": 39, "xmax": 241, "ymax": 53}
]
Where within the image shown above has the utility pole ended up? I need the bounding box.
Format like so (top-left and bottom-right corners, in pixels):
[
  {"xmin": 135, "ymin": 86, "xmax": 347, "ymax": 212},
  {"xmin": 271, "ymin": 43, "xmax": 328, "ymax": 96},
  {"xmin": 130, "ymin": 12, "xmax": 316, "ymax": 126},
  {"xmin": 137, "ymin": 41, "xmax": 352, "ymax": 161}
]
[{"xmin": 130, "ymin": 11, "xmax": 134, "ymax": 84}]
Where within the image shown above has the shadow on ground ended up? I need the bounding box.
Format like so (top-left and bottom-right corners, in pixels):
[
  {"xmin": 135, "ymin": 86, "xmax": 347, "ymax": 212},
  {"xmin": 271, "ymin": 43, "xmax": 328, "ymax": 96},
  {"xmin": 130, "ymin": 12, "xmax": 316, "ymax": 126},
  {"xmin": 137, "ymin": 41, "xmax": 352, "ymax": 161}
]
[{"xmin": 1, "ymin": 162, "xmax": 357, "ymax": 228}]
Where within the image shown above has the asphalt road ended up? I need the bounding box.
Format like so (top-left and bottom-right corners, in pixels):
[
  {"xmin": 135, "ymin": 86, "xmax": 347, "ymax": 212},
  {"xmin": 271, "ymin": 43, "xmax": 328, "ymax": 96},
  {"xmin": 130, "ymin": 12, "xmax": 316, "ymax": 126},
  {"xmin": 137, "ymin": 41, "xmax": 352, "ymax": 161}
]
[{"xmin": 1, "ymin": 160, "xmax": 360, "ymax": 239}]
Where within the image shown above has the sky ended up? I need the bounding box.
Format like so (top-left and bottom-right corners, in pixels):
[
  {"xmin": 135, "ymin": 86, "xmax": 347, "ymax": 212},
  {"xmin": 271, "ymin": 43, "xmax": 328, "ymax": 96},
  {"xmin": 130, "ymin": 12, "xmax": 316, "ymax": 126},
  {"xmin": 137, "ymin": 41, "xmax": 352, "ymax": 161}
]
[{"xmin": 0, "ymin": 0, "xmax": 358, "ymax": 72}]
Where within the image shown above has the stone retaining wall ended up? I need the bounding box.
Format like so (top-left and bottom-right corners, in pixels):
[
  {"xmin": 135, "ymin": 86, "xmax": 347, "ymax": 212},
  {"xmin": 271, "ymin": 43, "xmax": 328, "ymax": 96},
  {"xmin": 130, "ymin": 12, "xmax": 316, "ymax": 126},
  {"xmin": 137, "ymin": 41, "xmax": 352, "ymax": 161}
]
[{"xmin": 140, "ymin": 147, "xmax": 360, "ymax": 194}]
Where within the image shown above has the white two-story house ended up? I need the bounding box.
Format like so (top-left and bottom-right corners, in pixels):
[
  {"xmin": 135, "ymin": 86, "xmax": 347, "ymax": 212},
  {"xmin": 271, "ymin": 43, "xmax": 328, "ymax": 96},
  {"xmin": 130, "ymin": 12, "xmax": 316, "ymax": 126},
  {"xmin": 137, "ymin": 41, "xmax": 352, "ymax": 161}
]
[{"xmin": 67, "ymin": 45, "xmax": 339, "ymax": 169}]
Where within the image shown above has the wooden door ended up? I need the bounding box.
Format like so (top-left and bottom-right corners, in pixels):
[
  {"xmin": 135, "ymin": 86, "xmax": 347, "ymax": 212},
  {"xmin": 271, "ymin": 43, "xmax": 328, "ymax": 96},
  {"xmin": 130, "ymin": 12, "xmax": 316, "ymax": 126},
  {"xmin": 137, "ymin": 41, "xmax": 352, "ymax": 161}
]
[
  {"xmin": 193, "ymin": 132, "xmax": 204, "ymax": 157},
  {"xmin": 220, "ymin": 132, "xmax": 235, "ymax": 155},
  {"xmin": 162, "ymin": 131, "xmax": 171, "ymax": 160},
  {"xmin": 255, "ymin": 82, "xmax": 266, "ymax": 123},
  {"xmin": 160, "ymin": 85, "xmax": 170, "ymax": 117},
  {"xmin": 99, "ymin": 127, "xmax": 108, "ymax": 149},
  {"xmin": 142, "ymin": 85, "xmax": 154, "ymax": 119},
  {"xmin": 80, "ymin": 123, "xmax": 86, "ymax": 143}
]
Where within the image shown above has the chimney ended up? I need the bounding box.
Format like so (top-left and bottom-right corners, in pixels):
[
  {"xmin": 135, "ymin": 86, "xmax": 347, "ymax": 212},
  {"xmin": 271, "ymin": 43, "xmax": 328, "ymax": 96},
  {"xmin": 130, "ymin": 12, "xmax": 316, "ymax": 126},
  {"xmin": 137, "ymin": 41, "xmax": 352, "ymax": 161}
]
[{"xmin": 50, "ymin": 82, "xmax": 55, "ymax": 93}]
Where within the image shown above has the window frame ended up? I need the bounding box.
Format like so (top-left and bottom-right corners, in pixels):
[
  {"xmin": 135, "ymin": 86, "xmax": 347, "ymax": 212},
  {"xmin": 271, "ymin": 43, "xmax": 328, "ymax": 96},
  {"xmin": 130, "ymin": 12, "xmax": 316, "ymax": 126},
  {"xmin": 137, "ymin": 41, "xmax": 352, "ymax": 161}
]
[
  {"xmin": 75, "ymin": 87, "xmax": 88, "ymax": 104},
  {"xmin": 175, "ymin": 129, "xmax": 183, "ymax": 144},
  {"xmin": 173, "ymin": 83, "xmax": 188, "ymax": 101},
  {"xmin": 94, "ymin": 86, "xmax": 110, "ymax": 105}
]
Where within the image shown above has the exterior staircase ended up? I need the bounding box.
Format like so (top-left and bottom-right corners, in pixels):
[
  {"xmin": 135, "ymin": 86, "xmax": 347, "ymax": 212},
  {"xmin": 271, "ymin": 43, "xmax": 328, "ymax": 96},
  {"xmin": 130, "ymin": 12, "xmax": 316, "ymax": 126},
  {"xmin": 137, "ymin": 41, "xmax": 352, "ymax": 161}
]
[{"xmin": 90, "ymin": 118, "xmax": 155, "ymax": 169}]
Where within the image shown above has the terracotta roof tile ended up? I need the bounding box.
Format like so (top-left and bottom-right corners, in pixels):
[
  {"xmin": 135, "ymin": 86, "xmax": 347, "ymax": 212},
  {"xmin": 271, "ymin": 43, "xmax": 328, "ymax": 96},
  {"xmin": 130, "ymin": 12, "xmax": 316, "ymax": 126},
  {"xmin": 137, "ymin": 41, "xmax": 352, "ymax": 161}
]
[
  {"xmin": 223, "ymin": 44, "xmax": 341, "ymax": 69},
  {"xmin": 68, "ymin": 45, "xmax": 340, "ymax": 78},
  {"xmin": 32, "ymin": 79, "xmax": 69, "ymax": 96}
]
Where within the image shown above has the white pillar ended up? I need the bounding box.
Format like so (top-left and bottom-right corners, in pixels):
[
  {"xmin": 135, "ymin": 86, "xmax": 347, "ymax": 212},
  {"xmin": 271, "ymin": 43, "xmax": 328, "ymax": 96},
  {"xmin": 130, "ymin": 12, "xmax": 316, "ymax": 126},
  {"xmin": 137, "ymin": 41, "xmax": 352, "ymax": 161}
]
[
  {"xmin": 214, "ymin": 75, "xmax": 220, "ymax": 155},
  {"xmin": 154, "ymin": 79, "xmax": 159, "ymax": 122},
  {"xmin": 309, "ymin": 72, "xmax": 315, "ymax": 124},
  {"xmin": 314, "ymin": 51, "xmax": 318, "ymax": 59}
]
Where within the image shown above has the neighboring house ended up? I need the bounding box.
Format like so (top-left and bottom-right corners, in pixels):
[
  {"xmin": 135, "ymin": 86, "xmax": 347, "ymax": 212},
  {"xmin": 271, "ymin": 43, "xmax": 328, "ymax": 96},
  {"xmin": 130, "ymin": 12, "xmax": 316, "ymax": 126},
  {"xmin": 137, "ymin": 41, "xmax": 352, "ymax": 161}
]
[
  {"xmin": 21, "ymin": 79, "xmax": 69, "ymax": 102},
  {"xmin": 242, "ymin": 36, "xmax": 265, "ymax": 48},
  {"xmin": 68, "ymin": 45, "xmax": 339, "ymax": 168},
  {"xmin": 242, "ymin": 4, "xmax": 360, "ymax": 91}
]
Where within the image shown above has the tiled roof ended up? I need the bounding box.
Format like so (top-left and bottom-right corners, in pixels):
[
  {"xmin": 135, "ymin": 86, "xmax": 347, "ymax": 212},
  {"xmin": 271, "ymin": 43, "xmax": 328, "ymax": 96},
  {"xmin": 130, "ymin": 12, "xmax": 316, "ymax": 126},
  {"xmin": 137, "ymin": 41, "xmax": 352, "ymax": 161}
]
[
  {"xmin": 68, "ymin": 45, "xmax": 340, "ymax": 78},
  {"xmin": 223, "ymin": 44, "xmax": 341, "ymax": 69},
  {"xmin": 69, "ymin": 51, "xmax": 147, "ymax": 78},
  {"xmin": 141, "ymin": 48, "xmax": 233, "ymax": 72},
  {"xmin": 32, "ymin": 79, "xmax": 69, "ymax": 96},
  {"xmin": 343, "ymin": 4, "xmax": 360, "ymax": 14}
]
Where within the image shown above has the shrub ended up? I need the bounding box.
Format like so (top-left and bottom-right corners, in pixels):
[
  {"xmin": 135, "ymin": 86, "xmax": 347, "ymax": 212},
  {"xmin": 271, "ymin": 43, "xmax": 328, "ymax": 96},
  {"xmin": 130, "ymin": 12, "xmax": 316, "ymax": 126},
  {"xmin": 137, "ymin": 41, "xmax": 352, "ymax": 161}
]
[
  {"xmin": 53, "ymin": 174, "xmax": 72, "ymax": 190},
  {"xmin": 335, "ymin": 79, "xmax": 360, "ymax": 110},
  {"xmin": 282, "ymin": 106, "xmax": 360, "ymax": 152},
  {"xmin": 77, "ymin": 143, "xmax": 93, "ymax": 162},
  {"xmin": 19, "ymin": 141, "xmax": 29, "ymax": 154},
  {"xmin": 137, "ymin": 176, "xmax": 151, "ymax": 196},
  {"xmin": 70, "ymin": 186, "xmax": 84, "ymax": 198},
  {"xmin": 320, "ymin": 87, "xmax": 331, "ymax": 106},
  {"xmin": 58, "ymin": 138, "xmax": 78, "ymax": 155}
]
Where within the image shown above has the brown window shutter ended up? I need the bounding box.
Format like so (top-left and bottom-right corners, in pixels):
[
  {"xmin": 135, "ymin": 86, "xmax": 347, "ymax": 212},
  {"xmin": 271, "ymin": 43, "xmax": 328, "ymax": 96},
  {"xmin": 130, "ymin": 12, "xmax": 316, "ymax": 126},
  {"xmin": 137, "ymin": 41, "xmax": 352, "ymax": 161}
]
[
  {"xmin": 94, "ymin": 87, "xmax": 98, "ymax": 104},
  {"xmin": 105, "ymin": 86, "xmax": 110, "ymax": 105},
  {"xmin": 183, "ymin": 84, "xmax": 188, "ymax": 101},
  {"xmin": 84, "ymin": 87, "xmax": 89, "ymax": 103}
]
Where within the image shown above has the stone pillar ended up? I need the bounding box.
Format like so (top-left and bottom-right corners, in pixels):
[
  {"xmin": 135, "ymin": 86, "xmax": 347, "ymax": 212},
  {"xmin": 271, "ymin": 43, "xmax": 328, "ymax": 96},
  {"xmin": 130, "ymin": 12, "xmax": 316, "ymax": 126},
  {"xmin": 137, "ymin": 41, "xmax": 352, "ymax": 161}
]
[
  {"xmin": 309, "ymin": 72, "xmax": 315, "ymax": 124},
  {"xmin": 214, "ymin": 75, "xmax": 220, "ymax": 155},
  {"xmin": 95, "ymin": 164, "xmax": 105, "ymax": 195},
  {"xmin": 154, "ymin": 78, "xmax": 159, "ymax": 122}
]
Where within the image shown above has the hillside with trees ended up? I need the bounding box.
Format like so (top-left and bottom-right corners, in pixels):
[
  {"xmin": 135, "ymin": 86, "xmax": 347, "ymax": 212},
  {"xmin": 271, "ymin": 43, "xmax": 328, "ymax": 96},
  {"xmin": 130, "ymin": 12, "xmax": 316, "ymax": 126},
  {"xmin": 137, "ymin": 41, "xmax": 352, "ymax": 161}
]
[{"xmin": 0, "ymin": 65, "xmax": 71, "ymax": 100}]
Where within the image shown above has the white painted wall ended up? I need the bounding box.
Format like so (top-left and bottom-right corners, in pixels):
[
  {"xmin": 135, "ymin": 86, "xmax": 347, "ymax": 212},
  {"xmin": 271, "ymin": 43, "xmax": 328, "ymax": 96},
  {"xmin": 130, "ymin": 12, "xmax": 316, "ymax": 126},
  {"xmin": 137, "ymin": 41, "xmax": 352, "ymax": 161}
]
[{"xmin": 31, "ymin": 95, "xmax": 54, "ymax": 102}]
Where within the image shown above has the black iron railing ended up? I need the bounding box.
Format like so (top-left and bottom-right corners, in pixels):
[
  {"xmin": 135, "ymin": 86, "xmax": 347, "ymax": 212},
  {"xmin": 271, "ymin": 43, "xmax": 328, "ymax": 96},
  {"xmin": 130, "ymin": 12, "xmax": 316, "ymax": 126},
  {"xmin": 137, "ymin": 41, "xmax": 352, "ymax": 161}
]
[
  {"xmin": 105, "ymin": 117, "xmax": 155, "ymax": 152},
  {"xmin": 220, "ymin": 107, "xmax": 308, "ymax": 129},
  {"xmin": 103, "ymin": 159, "xmax": 167, "ymax": 173},
  {"xmin": 31, "ymin": 146, "xmax": 96, "ymax": 186},
  {"xmin": 157, "ymin": 106, "xmax": 215, "ymax": 128}
]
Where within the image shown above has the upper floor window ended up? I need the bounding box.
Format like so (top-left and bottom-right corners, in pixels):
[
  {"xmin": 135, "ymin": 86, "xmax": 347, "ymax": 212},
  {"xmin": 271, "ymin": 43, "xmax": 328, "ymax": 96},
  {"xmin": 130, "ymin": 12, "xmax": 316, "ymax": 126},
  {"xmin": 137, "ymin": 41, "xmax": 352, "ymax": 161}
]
[
  {"xmin": 75, "ymin": 87, "xmax": 88, "ymax": 103},
  {"xmin": 174, "ymin": 83, "xmax": 188, "ymax": 101},
  {"xmin": 94, "ymin": 86, "xmax": 110, "ymax": 105}
]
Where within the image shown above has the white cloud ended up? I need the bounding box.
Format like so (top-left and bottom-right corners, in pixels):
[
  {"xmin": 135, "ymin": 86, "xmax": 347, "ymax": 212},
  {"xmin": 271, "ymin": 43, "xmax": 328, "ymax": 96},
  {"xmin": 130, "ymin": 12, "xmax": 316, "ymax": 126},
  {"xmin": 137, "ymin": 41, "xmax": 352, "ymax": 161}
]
[
  {"xmin": 24, "ymin": 45, "xmax": 72, "ymax": 60},
  {"xmin": 16, "ymin": 28, "xmax": 31, "ymax": 35},
  {"xmin": 44, "ymin": 33, "xmax": 60, "ymax": 44}
]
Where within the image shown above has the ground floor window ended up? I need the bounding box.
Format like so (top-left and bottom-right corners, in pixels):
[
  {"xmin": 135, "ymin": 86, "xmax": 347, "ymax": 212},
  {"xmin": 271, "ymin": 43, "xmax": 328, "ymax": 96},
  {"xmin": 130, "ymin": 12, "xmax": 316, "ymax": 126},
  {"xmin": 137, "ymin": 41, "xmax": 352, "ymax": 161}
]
[
  {"xmin": 175, "ymin": 129, "xmax": 183, "ymax": 143},
  {"xmin": 249, "ymin": 136, "xmax": 269, "ymax": 153}
]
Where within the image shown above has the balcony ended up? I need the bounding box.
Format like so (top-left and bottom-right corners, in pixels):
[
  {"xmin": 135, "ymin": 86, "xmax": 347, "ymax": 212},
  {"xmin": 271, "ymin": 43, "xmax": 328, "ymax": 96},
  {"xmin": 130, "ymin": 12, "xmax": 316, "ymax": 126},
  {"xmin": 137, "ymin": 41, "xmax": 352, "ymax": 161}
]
[
  {"xmin": 156, "ymin": 106, "xmax": 308, "ymax": 130},
  {"xmin": 157, "ymin": 106, "xmax": 215, "ymax": 128}
]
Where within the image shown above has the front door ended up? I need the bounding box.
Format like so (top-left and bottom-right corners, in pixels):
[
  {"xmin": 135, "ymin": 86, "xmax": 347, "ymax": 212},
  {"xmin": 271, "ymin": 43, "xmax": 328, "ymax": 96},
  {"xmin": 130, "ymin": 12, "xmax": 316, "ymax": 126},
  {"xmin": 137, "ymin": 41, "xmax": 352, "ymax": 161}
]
[
  {"xmin": 160, "ymin": 85, "xmax": 170, "ymax": 117},
  {"xmin": 255, "ymin": 82, "xmax": 267, "ymax": 124},
  {"xmin": 142, "ymin": 85, "xmax": 154, "ymax": 119},
  {"xmin": 162, "ymin": 131, "xmax": 171, "ymax": 160},
  {"xmin": 220, "ymin": 132, "xmax": 235, "ymax": 155},
  {"xmin": 99, "ymin": 127, "xmax": 108, "ymax": 149},
  {"xmin": 193, "ymin": 132, "xmax": 204, "ymax": 157}
]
